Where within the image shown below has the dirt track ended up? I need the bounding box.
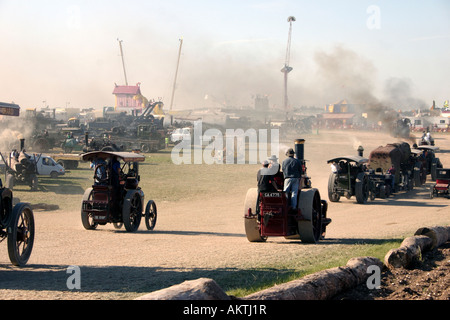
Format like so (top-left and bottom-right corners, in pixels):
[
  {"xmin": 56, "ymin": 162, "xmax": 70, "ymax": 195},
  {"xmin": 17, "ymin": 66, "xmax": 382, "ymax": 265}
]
[{"xmin": 0, "ymin": 130, "xmax": 449, "ymax": 300}]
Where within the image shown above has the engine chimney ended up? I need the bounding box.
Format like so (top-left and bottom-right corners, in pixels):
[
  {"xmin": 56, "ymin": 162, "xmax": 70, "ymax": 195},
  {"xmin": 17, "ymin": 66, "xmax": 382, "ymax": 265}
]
[
  {"xmin": 357, "ymin": 145, "xmax": 364, "ymax": 157},
  {"xmin": 85, "ymin": 132, "xmax": 89, "ymax": 146},
  {"xmin": 295, "ymin": 139, "xmax": 305, "ymax": 175},
  {"xmin": 20, "ymin": 138, "xmax": 25, "ymax": 151},
  {"xmin": 294, "ymin": 139, "xmax": 305, "ymax": 162}
]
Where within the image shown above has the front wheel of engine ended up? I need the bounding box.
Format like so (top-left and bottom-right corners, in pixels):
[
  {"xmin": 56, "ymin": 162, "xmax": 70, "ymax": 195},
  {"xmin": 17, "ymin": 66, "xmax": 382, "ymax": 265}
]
[
  {"xmin": 355, "ymin": 172, "xmax": 369, "ymax": 204},
  {"xmin": 244, "ymin": 188, "xmax": 266, "ymax": 242},
  {"xmin": 122, "ymin": 190, "xmax": 142, "ymax": 232},
  {"xmin": 144, "ymin": 200, "xmax": 157, "ymax": 231},
  {"xmin": 327, "ymin": 173, "xmax": 340, "ymax": 202},
  {"xmin": 81, "ymin": 188, "xmax": 97, "ymax": 230},
  {"xmin": 7, "ymin": 203, "xmax": 35, "ymax": 266}
]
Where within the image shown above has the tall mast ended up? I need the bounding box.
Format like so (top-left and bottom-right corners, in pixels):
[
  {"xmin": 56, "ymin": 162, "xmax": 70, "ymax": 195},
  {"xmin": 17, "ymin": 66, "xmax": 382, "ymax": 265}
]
[
  {"xmin": 281, "ymin": 16, "xmax": 295, "ymax": 114},
  {"xmin": 117, "ymin": 38, "xmax": 128, "ymax": 86},
  {"xmin": 170, "ymin": 37, "xmax": 184, "ymax": 113}
]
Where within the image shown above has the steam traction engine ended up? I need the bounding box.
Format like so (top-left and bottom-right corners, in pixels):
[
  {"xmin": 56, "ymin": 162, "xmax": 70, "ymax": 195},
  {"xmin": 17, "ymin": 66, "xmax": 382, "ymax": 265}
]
[
  {"xmin": 0, "ymin": 102, "xmax": 35, "ymax": 266},
  {"xmin": 80, "ymin": 151, "xmax": 157, "ymax": 232},
  {"xmin": 244, "ymin": 139, "xmax": 331, "ymax": 243},
  {"xmin": 368, "ymin": 142, "xmax": 416, "ymax": 192}
]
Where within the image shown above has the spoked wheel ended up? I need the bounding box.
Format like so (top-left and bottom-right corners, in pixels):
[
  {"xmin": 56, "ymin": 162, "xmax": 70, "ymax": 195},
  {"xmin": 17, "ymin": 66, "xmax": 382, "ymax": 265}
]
[
  {"xmin": 7, "ymin": 203, "xmax": 35, "ymax": 267},
  {"xmin": 355, "ymin": 172, "xmax": 369, "ymax": 204},
  {"xmin": 141, "ymin": 144, "xmax": 150, "ymax": 153},
  {"xmin": 369, "ymin": 181, "xmax": 376, "ymax": 200},
  {"xmin": 385, "ymin": 184, "xmax": 392, "ymax": 198},
  {"xmin": 297, "ymin": 188, "xmax": 323, "ymax": 243},
  {"xmin": 122, "ymin": 190, "xmax": 143, "ymax": 232},
  {"xmin": 81, "ymin": 188, "xmax": 98, "ymax": 230},
  {"xmin": 113, "ymin": 222, "xmax": 123, "ymax": 229},
  {"xmin": 327, "ymin": 173, "xmax": 340, "ymax": 202},
  {"xmin": 320, "ymin": 200, "xmax": 330, "ymax": 240},
  {"xmin": 0, "ymin": 189, "xmax": 13, "ymax": 228},
  {"xmin": 244, "ymin": 188, "xmax": 267, "ymax": 242},
  {"xmin": 144, "ymin": 200, "xmax": 157, "ymax": 230}
]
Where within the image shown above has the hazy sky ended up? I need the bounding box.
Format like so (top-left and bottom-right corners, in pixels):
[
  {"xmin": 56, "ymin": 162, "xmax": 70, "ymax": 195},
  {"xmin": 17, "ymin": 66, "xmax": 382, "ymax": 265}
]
[{"xmin": 0, "ymin": 0, "xmax": 449, "ymax": 111}]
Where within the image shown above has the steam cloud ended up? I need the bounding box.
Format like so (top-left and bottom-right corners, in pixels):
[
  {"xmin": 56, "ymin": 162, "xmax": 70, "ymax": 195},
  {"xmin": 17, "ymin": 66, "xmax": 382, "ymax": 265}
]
[{"xmin": 311, "ymin": 44, "xmax": 426, "ymax": 127}]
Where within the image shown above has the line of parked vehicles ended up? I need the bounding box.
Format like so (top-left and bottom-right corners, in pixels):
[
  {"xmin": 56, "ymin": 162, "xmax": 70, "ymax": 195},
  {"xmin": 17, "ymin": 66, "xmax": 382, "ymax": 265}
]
[
  {"xmin": 243, "ymin": 137, "xmax": 449, "ymax": 246},
  {"xmin": 327, "ymin": 141, "xmax": 448, "ymax": 204}
]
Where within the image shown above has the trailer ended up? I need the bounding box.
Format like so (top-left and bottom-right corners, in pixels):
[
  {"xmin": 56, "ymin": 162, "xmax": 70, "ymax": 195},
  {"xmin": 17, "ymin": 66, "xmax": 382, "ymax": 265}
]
[
  {"xmin": 113, "ymin": 125, "xmax": 166, "ymax": 153},
  {"xmin": 50, "ymin": 153, "xmax": 84, "ymax": 170},
  {"xmin": 83, "ymin": 124, "xmax": 166, "ymax": 153}
]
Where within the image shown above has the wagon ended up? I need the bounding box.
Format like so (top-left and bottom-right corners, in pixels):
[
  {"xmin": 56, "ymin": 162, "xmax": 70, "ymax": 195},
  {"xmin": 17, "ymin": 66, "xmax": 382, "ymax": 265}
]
[
  {"xmin": 430, "ymin": 168, "xmax": 450, "ymax": 198},
  {"xmin": 368, "ymin": 142, "xmax": 415, "ymax": 192},
  {"xmin": 80, "ymin": 151, "xmax": 157, "ymax": 232}
]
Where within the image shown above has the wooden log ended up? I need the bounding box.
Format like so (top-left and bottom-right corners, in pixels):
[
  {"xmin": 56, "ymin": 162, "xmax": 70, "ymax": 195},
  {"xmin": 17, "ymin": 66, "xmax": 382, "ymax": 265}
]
[
  {"xmin": 384, "ymin": 235, "xmax": 433, "ymax": 269},
  {"xmin": 244, "ymin": 256, "xmax": 382, "ymax": 300},
  {"xmin": 135, "ymin": 278, "xmax": 231, "ymax": 300},
  {"xmin": 401, "ymin": 235, "xmax": 434, "ymax": 252},
  {"xmin": 414, "ymin": 226, "xmax": 450, "ymax": 249}
]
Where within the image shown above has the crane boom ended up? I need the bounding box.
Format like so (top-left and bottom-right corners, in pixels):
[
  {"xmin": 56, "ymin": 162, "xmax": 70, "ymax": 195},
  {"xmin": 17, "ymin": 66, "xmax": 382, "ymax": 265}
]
[
  {"xmin": 118, "ymin": 38, "xmax": 128, "ymax": 86},
  {"xmin": 170, "ymin": 37, "xmax": 184, "ymax": 112},
  {"xmin": 281, "ymin": 16, "xmax": 296, "ymax": 112}
]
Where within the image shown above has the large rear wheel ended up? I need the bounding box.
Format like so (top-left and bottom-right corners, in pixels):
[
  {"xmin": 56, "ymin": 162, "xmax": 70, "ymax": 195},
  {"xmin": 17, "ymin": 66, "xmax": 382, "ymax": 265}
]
[
  {"xmin": 297, "ymin": 188, "xmax": 323, "ymax": 243},
  {"xmin": 327, "ymin": 173, "xmax": 340, "ymax": 202},
  {"xmin": 355, "ymin": 172, "xmax": 369, "ymax": 204},
  {"xmin": 123, "ymin": 190, "xmax": 143, "ymax": 232},
  {"xmin": 244, "ymin": 188, "xmax": 266, "ymax": 242},
  {"xmin": 7, "ymin": 203, "xmax": 35, "ymax": 266},
  {"xmin": 81, "ymin": 188, "xmax": 97, "ymax": 230}
]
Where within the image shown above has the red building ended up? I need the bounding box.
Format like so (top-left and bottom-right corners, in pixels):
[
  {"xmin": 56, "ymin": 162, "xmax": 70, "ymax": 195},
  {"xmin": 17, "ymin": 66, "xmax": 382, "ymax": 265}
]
[{"xmin": 112, "ymin": 83, "xmax": 145, "ymax": 112}]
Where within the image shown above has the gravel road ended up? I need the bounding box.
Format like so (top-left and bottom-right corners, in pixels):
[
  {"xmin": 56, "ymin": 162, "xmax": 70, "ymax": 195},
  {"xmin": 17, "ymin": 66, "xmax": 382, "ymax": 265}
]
[{"xmin": 0, "ymin": 130, "xmax": 448, "ymax": 300}]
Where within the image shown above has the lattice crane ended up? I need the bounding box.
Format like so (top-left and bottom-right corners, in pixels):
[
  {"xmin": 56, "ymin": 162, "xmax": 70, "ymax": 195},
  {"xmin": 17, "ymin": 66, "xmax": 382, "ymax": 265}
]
[{"xmin": 281, "ymin": 16, "xmax": 296, "ymax": 112}]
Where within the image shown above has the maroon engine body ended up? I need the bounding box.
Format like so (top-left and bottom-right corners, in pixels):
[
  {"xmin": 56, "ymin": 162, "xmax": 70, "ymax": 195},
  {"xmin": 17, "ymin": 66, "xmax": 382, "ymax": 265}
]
[
  {"xmin": 244, "ymin": 139, "xmax": 331, "ymax": 243},
  {"xmin": 259, "ymin": 192, "xmax": 304, "ymax": 237},
  {"xmin": 82, "ymin": 185, "xmax": 114, "ymax": 224}
]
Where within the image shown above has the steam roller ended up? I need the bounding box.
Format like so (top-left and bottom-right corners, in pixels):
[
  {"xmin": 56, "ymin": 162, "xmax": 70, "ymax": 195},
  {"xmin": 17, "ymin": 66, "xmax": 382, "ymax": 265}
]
[{"xmin": 244, "ymin": 139, "xmax": 331, "ymax": 243}]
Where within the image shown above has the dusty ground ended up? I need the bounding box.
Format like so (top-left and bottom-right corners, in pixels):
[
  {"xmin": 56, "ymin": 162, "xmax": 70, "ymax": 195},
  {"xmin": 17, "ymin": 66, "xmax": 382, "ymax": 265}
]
[
  {"xmin": 334, "ymin": 242, "xmax": 450, "ymax": 300},
  {"xmin": 0, "ymin": 129, "xmax": 448, "ymax": 300}
]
